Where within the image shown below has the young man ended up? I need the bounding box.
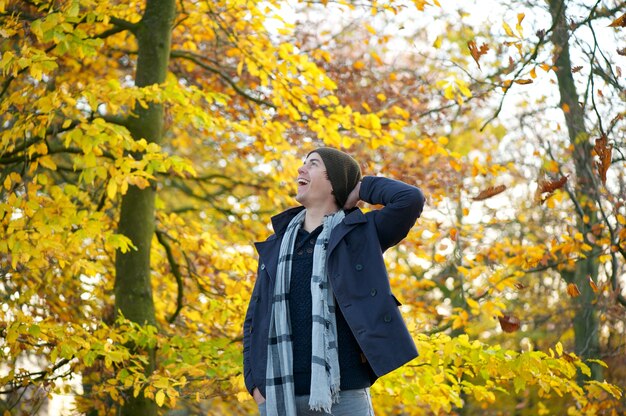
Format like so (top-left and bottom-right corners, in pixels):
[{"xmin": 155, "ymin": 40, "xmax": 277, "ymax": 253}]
[{"xmin": 243, "ymin": 147, "xmax": 425, "ymax": 415}]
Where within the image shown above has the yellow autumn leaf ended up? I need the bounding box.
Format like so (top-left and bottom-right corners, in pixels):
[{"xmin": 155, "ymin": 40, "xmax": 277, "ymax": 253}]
[
  {"xmin": 555, "ymin": 342, "xmax": 563, "ymax": 356},
  {"xmin": 466, "ymin": 297, "xmax": 479, "ymax": 310},
  {"xmin": 502, "ymin": 22, "xmax": 515, "ymax": 37},
  {"xmin": 107, "ymin": 180, "xmax": 117, "ymax": 200},
  {"xmin": 155, "ymin": 390, "xmax": 165, "ymax": 407},
  {"xmin": 39, "ymin": 156, "xmax": 57, "ymax": 170}
]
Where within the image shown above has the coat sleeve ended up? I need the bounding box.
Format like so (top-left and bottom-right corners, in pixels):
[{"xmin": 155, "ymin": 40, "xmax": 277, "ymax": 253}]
[{"xmin": 359, "ymin": 176, "xmax": 425, "ymax": 251}]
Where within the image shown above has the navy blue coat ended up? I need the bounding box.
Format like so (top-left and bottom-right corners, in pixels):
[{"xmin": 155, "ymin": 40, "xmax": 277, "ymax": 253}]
[{"xmin": 243, "ymin": 176, "xmax": 425, "ymax": 396}]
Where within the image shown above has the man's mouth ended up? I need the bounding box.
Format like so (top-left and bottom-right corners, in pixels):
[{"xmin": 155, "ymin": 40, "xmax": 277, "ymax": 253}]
[{"xmin": 297, "ymin": 178, "xmax": 309, "ymax": 186}]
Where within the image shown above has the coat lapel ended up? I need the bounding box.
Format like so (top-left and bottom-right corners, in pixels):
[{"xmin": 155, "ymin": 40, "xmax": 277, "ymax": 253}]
[
  {"xmin": 253, "ymin": 206, "xmax": 304, "ymax": 285},
  {"xmin": 327, "ymin": 208, "xmax": 367, "ymax": 254},
  {"xmin": 254, "ymin": 238, "xmax": 281, "ymax": 285}
]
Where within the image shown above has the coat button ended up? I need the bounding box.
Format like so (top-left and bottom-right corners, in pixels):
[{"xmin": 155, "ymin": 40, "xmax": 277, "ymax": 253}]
[
  {"xmin": 383, "ymin": 314, "xmax": 392, "ymax": 323},
  {"xmin": 370, "ymin": 289, "xmax": 377, "ymax": 297},
  {"xmin": 355, "ymin": 264, "xmax": 363, "ymax": 271},
  {"xmin": 260, "ymin": 264, "xmax": 265, "ymax": 270}
]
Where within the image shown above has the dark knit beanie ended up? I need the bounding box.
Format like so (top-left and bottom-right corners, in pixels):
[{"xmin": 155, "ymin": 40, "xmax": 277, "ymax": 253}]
[{"xmin": 308, "ymin": 147, "xmax": 362, "ymax": 208}]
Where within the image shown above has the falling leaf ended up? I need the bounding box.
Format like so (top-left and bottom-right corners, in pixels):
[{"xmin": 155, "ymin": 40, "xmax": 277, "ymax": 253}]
[
  {"xmin": 514, "ymin": 79, "xmax": 533, "ymax": 84},
  {"xmin": 450, "ymin": 228, "xmax": 458, "ymax": 241},
  {"xmin": 608, "ymin": 13, "xmax": 626, "ymax": 27},
  {"xmin": 588, "ymin": 276, "xmax": 599, "ymax": 293},
  {"xmin": 562, "ymin": 103, "xmax": 570, "ymax": 113},
  {"xmin": 468, "ymin": 40, "xmax": 489, "ymax": 69},
  {"xmin": 566, "ymin": 283, "xmax": 581, "ymax": 298},
  {"xmin": 473, "ymin": 184, "xmax": 506, "ymax": 201},
  {"xmin": 514, "ymin": 282, "xmax": 527, "ymax": 290},
  {"xmin": 571, "ymin": 66, "xmax": 583, "ymax": 73},
  {"xmin": 535, "ymin": 175, "xmax": 568, "ymax": 204},
  {"xmin": 593, "ymin": 135, "xmax": 612, "ymax": 185},
  {"xmin": 498, "ymin": 314, "xmax": 521, "ymax": 333}
]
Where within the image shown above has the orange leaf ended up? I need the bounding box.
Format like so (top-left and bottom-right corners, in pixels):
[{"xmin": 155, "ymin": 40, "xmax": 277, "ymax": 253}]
[
  {"xmin": 535, "ymin": 175, "xmax": 568, "ymax": 204},
  {"xmin": 562, "ymin": 103, "xmax": 570, "ymax": 113},
  {"xmin": 566, "ymin": 283, "xmax": 581, "ymax": 297},
  {"xmin": 473, "ymin": 184, "xmax": 506, "ymax": 201},
  {"xmin": 608, "ymin": 13, "xmax": 626, "ymax": 27},
  {"xmin": 450, "ymin": 228, "xmax": 458, "ymax": 241},
  {"xmin": 514, "ymin": 79, "xmax": 533, "ymax": 84},
  {"xmin": 593, "ymin": 135, "xmax": 612, "ymax": 185},
  {"xmin": 572, "ymin": 66, "xmax": 583, "ymax": 73},
  {"xmin": 468, "ymin": 40, "xmax": 489, "ymax": 69},
  {"xmin": 498, "ymin": 314, "xmax": 521, "ymax": 333},
  {"xmin": 588, "ymin": 276, "xmax": 599, "ymax": 293}
]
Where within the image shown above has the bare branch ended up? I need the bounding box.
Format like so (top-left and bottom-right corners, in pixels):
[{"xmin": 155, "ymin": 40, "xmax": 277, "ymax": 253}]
[{"xmin": 156, "ymin": 229, "xmax": 185, "ymax": 324}]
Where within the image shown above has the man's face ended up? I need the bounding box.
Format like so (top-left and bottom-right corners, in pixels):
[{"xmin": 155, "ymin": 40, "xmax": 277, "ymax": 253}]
[{"xmin": 295, "ymin": 152, "xmax": 335, "ymax": 208}]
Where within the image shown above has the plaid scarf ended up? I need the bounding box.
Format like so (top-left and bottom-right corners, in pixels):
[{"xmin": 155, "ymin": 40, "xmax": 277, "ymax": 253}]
[{"xmin": 265, "ymin": 209, "xmax": 345, "ymax": 415}]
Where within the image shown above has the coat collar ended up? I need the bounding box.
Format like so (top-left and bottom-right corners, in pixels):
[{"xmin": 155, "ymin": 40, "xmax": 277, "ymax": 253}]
[
  {"xmin": 256, "ymin": 207, "xmax": 367, "ymax": 284},
  {"xmin": 269, "ymin": 206, "xmax": 366, "ymax": 236}
]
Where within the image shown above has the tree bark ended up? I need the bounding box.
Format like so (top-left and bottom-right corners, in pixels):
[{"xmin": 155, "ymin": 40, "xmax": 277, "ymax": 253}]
[
  {"xmin": 114, "ymin": 0, "xmax": 176, "ymax": 414},
  {"xmin": 548, "ymin": 0, "xmax": 602, "ymax": 381}
]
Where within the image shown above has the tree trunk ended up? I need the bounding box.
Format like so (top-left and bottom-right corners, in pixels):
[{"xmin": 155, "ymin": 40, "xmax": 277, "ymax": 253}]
[
  {"xmin": 548, "ymin": 0, "xmax": 602, "ymax": 381},
  {"xmin": 114, "ymin": 0, "xmax": 176, "ymax": 414}
]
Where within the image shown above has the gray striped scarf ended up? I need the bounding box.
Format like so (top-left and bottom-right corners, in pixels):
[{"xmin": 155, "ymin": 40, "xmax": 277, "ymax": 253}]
[{"xmin": 265, "ymin": 209, "xmax": 345, "ymax": 415}]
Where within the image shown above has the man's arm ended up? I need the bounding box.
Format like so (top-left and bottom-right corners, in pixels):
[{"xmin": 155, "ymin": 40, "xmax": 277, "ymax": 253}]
[{"xmin": 355, "ymin": 176, "xmax": 425, "ymax": 251}]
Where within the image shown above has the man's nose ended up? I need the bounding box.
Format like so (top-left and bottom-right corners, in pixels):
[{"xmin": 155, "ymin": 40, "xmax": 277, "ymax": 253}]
[{"xmin": 298, "ymin": 165, "xmax": 306, "ymax": 175}]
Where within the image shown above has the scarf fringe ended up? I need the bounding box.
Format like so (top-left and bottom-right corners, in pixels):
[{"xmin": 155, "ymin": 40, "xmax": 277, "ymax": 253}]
[{"xmin": 309, "ymin": 384, "xmax": 341, "ymax": 413}]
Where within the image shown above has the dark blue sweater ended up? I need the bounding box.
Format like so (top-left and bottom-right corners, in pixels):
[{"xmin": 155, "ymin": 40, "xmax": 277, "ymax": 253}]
[{"xmin": 289, "ymin": 226, "xmax": 375, "ymax": 395}]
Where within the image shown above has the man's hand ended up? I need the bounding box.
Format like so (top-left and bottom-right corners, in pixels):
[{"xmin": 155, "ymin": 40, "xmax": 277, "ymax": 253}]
[
  {"xmin": 253, "ymin": 387, "xmax": 266, "ymax": 405},
  {"xmin": 343, "ymin": 180, "xmax": 361, "ymax": 210}
]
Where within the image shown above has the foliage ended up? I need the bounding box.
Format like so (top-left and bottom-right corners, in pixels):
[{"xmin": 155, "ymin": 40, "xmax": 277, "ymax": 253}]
[{"xmin": 0, "ymin": 0, "xmax": 624, "ymax": 414}]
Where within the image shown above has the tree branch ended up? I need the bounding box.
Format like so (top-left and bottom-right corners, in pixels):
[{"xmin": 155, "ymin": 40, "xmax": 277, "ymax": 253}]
[
  {"xmin": 0, "ymin": 358, "xmax": 71, "ymax": 395},
  {"xmin": 156, "ymin": 229, "xmax": 184, "ymax": 324},
  {"xmin": 169, "ymin": 49, "xmax": 275, "ymax": 108}
]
